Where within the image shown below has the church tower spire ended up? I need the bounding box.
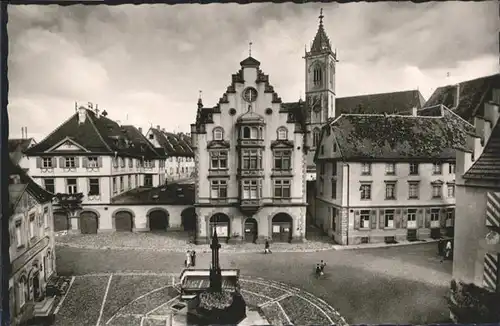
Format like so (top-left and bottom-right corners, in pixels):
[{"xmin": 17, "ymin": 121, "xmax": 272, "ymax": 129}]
[{"xmin": 303, "ymin": 8, "xmax": 339, "ymax": 180}]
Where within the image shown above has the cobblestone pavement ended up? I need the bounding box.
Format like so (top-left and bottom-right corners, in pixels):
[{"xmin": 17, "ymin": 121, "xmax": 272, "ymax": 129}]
[
  {"xmin": 56, "ymin": 242, "xmax": 453, "ymax": 324},
  {"xmin": 55, "ymin": 231, "xmax": 336, "ymax": 253},
  {"xmin": 53, "ymin": 273, "xmax": 347, "ymax": 326}
]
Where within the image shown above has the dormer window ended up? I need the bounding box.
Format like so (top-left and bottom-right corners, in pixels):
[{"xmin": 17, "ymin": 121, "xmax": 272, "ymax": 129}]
[
  {"xmin": 213, "ymin": 127, "xmax": 224, "ymax": 141},
  {"xmin": 277, "ymin": 127, "xmax": 288, "ymax": 140}
]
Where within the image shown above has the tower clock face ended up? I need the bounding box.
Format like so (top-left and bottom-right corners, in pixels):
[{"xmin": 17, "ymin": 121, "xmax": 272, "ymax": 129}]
[{"xmin": 242, "ymin": 87, "xmax": 258, "ymax": 103}]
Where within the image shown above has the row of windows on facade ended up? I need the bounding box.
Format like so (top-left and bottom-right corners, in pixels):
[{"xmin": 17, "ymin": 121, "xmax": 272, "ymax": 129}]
[
  {"xmin": 38, "ymin": 156, "xmax": 192, "ymax": 169},
  {"xmin": 344, "ymin": 208, "xmax": 455, "ymax": 230},
  {"xmin": 41, "ymin": 174, "xmax": 154, "ymax": 196},
  {"xmin": 210, "ymin": 179, "xmax": 291, "ymax": 200},
  {"xmin": 209, "ymin": 150, "xmax": 292, "ymax": 171},
  {"xmin": 212, "ymin": 126, "xmax": 289, "ymax": 141},
  {"xmin": 319, "ymin": 162, "xmax": 456, "ymax": 176},
  {"xmin": 322, "ymin": 178, "xmax": 455, "ymax": 200},
  {"xmin": 12, "ymin": 209, "xmax": 50, "ymax": 250}
]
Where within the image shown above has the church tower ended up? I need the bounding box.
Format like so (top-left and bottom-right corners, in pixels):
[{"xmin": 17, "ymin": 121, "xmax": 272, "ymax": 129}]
[{"xmin": 304, "ymin": 9, "xmax": 338, "ymax": 154}]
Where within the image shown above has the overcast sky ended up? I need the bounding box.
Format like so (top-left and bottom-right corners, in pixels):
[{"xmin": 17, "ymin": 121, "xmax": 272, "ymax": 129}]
[{"xmin": 7, "ymin": 2, "xmax": 499, "ymax": 141}]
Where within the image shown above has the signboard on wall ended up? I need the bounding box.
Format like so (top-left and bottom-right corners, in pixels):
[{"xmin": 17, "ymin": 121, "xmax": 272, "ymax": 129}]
[{"xmin": 272, "ymin": 225, "xmax": 281, "ymax": 233}]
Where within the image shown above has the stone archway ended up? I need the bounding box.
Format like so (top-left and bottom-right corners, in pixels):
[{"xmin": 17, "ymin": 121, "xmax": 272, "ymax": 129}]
[
  {"xmin": 244, "ymin": 217, "xmax": 258, "ymax": 243},
  {"xmin": 181, "ymin": 207, "xmax": 197, "ymax": 232},
  {"xmin": 148, "ymin": 208, "xmax": 169, "ymax": 232},
  {"xmin": 209, "ymin": 213, "xmax": 230, "ymax": 242},
  {"xmin": 80, "ymin": 211, "xmax": 99, "ymax": 234},
  {"xmin": 272, "ymin": 213, "xmax": 293, "ymax": 243},
  {"xmin": 113, "ymin": 210, "xmax": 134, "ymax": 232},
  {"xmin": 54, "ymin": 211, "xmax": 69, "ymax": 232}
]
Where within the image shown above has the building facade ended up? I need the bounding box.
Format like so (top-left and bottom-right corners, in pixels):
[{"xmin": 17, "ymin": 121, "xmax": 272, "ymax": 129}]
[
  {"xmin": 24, "ymin": 105, "xmax": 171, "ymax": 234},
  {"xmin": 451, "ymin": 77, "xmax": 500, "ymax": 301},
  {"xmin": 8, "ymin": 159, "xmax": 56, "ymax": 325},
  {"xmin": 191, "ymin": 56, "xmax": 308, "ymax": 244},
  {"xmin": 145, "ymin": 126, "xmax": 195, "ymax": 181},
  {"xmin": 314, "ymin": 105, "xmax": 475, "ymax": 245}
]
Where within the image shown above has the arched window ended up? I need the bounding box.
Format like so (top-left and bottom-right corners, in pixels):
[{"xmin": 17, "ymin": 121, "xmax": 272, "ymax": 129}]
[
  {"xmin": 242, "ymin": 126, "xmax": 251, "ymax": 139},
  {"xmin": 313, "ymin": 128, "xmax": 321, "ymax": 147},
  {"xmin": 18, "ymin": 275, "xmax": 27, "ymax": 308},
  {"xmin": 213, "ymin": 127, "xmax": 224, "ymax": 141},
  {"xmin": 277, "ymin": 127, "xmax": 288, "ymax": 140},
  {"xmin": 313, "ymin": 65, "xmax": 323, "ymax": 86}
]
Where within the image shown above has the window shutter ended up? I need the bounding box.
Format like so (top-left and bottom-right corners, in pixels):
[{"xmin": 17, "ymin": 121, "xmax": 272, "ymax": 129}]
[
  {"xmin": 36, "ymin": 157, "xmax": 41, "ymax": 168},
  {"xmin": 370, "ymin": 210, "xmax": 377, "ymax": 229},
  {"xmin": 97, "ymin": 156, "xmax": 103, "ymax": 167},
  {"xmin": 402, "ymin": 209, "xmax": 408, "ymax": 228},
  {"xmin": 59, "ymin": 157, "xmax": 64, "ymax": 168},
  {"xmin": 52, "ymin": 157, "xmax": 57, "ymax": 167},
  {"xmin": 74, "ymin": 157, "xmax": 80, "ymax": 168},
  {"xmin": 440, "ymin": 208, "xmax": 447, "ymax": 227},
  {"xmin": 395, "ymin": 209, "xmax": 401, "ymax": 228},
  {"xmin": 379, "ymin": 209, "xmax": 385, "ymax": 229},
  {"xmin": 483, "ymin": 253, "xmax": 499, "ymax": 292},
  {"xmin": 417, "ymin": 209, "xmax": 424, "ymax": 228},
  {"xmin": 82, "ymin": 157, "xmax": 88, "ymax": 168},
  {"xmin": 425, "ymin": 208, "xmax": 431, "ymax": 228},
  {"xmin": 354, "ymin": 211, "xmax": 360, "ymax": 230}
]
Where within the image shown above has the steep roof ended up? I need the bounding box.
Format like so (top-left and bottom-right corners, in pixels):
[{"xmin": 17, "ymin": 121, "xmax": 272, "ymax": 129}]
[
  {"xmin": 8, "ymin": 138, "xmax": 35, "ymax": 165},
  {"xmin": 463, "ymin": 120, "xmax": 500, "ymax": 180},
  {"xmin": 336, "ymin": 90, "xmax": 426, "ymax": 115},
  {"xmin": 424, "ymin": 74, "xmax": 500, "ymax": 123},
  {"xmin": 329, "ymin": 109, "xmax": 474, "ymax": 161},
  {"xmin": 310, "ymin": 13, "xmax": 333, "ymax": 54},
  {"xmin": 150, "ymin": 128, "xmax": 194, "ymax": 157},
  {"xmin": 240, "ymin": 56, "xmax": 260, "ymax": 68},
  {"xmin": 8, "ymin": 157, "xmax": 53, "ymax": 208},
  {"xmin": 121, "ymin": 125, "xmax": 162, "ymax": 159}
]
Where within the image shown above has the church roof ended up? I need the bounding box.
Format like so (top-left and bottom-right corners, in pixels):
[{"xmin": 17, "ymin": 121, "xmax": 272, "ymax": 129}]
[
  {"xmin": 309, "ymin": 10, "xmax": 333, "ymax": 54},
  {"xmin": 424, "ymin": 74, "xmax": 500, "ymax": 123}
]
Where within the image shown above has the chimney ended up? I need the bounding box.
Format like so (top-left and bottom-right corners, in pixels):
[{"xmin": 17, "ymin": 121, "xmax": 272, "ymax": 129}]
[
  {"xmin": 138, "ymin": 127, "xmax": 142, "ymax": 133},
  {"xmin": 25, "ymin": 127, "xmax": 27, "ymax": 139},
  {"xmin": 411, "ymin": 107, "xmax": 418, "ymax": 117},
  {"xmin": 21, "ymin": 127, "xmax": 24, "ymax": 139},
  {"xmin": 156, "ymin": 125, "xmax": 160, "ymax": 130},
  {"xmin": 78, "ymin": 106, "xmax": 87, "ymax": 124},
  {"xmin": 454, "ymin": 84, "xmax": 460, "ymax": 108}
]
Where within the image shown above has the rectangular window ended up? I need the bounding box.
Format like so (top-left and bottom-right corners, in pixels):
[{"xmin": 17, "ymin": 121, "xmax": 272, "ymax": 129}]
[
  {"xmin": 88, "ymin": 178, "xmax": 100, "ymax": 196},
  {"xmin": 361, "ymin": 163, "xmax": 371, "ymax": 175},
  {"xmin": 29, "ymin": 214, "xmax": 35, "ymax": 239},
  {"xmin": 66, "ymin": 178, "xmax": 77, "ymax": 194},
  {"xmin": 210, "ymin": 151, "xmax": 228, "ymax": 170},
  {"xmin": 449, "ymin": 163, "xmax": 456, "ymax": 174},
  {"xmin": 430, "ymin": 208, "xmax": 440, "ymax": 226},
  {"xmin": 360, "ymin": 184, "xmax": 371, "ymax": 200},
  {"xmin": 408, "ymin": 182, "xmax": 419, "ymax": 199},
  {"xmin": 432, "ymin": 184, "xmax": 442, "ymax": 198},
  {"xmin": 385, "ymin": 209, "xmax": 395, "ymax": 228},
  {"xmin": 42, "ymin": 157, "xmax": 53, "ymax": 168},
  {"xmin": 273, "ymin": 180, "xmax": 291, "ymax": 199},
  {"xmin": 385, "ymin": 183, "xmax": 396, "ymax": 200},
  {"xmin": 409, "ymin": 163, "xmax": 419, "ymax": 175},
  {"xmin": 87, "ymin": 156, "xmax": 98, "ymax": 168},
  {"xmin": 127, "ymin": 176, "xmax": 131, "ymax": 189},
  {"xmin": 135, "ymin": 175, "xmax": 139, "ymax": 187},
  {"xmin": 65, "ymin": 157, "xmax": 76, "ymax": 168},
  {"xmin": 128, "ymin": 158, "xmax": 133, "ymax": 168},
  {"xmin": 120, "ymin": 176, "xmax": 124, "ymax": 191},
  {"xmin": 144, "ymin": 175, "xmax": 153, "ymax": 187},
  {"xmin": 15, "ymin": 221, "xmax": 22, "ymax": 248},
  {"xmin": 331, "ymin": 208, "xmax": 337, "ymax": 231},
  {"xmin": 120, "ymin": 158, "xmax": 125, "ymax": 168},
  {"xmin": 43, "ymin": 178, "xmax": 55, "ymax": 194},
  {"xmin": 242, "ymin": 180, "xmax": 259, "ymax": 199},
  {"xmin": 113, "ymin": 177, "xmax": 117, "ymax": 193},
  {"xmin": 385, "ymin": 163, "xmax": 396, "ymax": 175},
  {"xmin": 407, "ymin": 209, "xmax": 417, "ymax": 228},
  {"xmin": 433, "ymin": 163, "xmax": 442, "ymax": 174},
  {"xmin": 360, "ymin": 210, "xmax": 370, "ymax": 229},
  {"xmin": 447, "ymin": 184, "xmax": 455, "ymax": 198},
  {"xmin": 144, "ymin": 160, "xmax": 152, "ymax": 168},
  {"xmin": 113, "ymin": 158, "xmax": 118, "ymax": 168},
  {"xmin": 273, "ymin": 150, "xmax": 291, "ymax": 170},
  {"xmin": 331, "ymin": 162, "xmax": 337, "ymax": 176},
  {"xmin": 210, "ymin": 180, "xmax": 228, "ymax": 199},
  {"xmin": 331, "ymin": 178, "xmax": 336, "ymax": 199},
  {"xmin": 242, "ymin": 149, "xmax": 261, "ymax": 170}
]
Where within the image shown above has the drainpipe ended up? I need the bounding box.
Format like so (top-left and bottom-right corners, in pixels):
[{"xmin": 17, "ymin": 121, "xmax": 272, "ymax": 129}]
[{"xmin": 345, "ymin": 163, "xmax": 350, "ymax": 246}]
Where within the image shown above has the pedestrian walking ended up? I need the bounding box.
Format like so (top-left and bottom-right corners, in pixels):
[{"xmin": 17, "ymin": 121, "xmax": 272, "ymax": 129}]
[
  {"xmin": 191, "ymin": 250, "xmax": 196, "ymax": 267},
  {"xmin": 264, "ymin": 239, "xmax": 271, "ymax": 254},
  {"xmin": 315, "ymin": 264, "xmax": 322, "ymax": 278},
  {"xmin": 441, "ymin": 240, "xmax": 452, "ymax": 262},
  {"xmin": 320, "ymin": 260, "xmax": 326, "ymax": 275},
  {"xmin": 185, "ymin": 250, "xmax": 192, "ymax": 268},
  {"xmin": 438, "ymin": 238, "xmax": 444, "ymax": 257}
]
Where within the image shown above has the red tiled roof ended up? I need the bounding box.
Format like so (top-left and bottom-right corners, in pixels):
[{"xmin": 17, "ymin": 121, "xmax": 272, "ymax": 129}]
[
  {"xmin": 424, "ymin": 74, "xmax": 500, "ymax": 123},
  {"xmin": 463, "ymin": 121, "xmax": 500, "ymax": 180}
]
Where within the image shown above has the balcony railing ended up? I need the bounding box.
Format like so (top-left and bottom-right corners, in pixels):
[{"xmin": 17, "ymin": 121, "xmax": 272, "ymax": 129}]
[{"xmin": 239, "ymin": 198, "xmax": 262, "ymax": 215}]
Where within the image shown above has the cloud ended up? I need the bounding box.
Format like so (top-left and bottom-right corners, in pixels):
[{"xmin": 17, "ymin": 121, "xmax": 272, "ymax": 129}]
[{"xmin": 6, "ymin": 2, "xmax": 499, "ymax": 141}]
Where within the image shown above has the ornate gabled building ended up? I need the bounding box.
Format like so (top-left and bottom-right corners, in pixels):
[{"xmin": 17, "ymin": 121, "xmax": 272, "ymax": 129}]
[
  {"xmin": 191, "ymin": 55, "xmax": 308, "ymax": 244},
  {"xmin": 145, "ymin": 126, "xmax": 195, "ymax": 181}
]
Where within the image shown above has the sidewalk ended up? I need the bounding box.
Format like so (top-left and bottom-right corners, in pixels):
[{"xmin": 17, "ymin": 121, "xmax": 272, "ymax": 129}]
[{"xmin": 332, "ymin": 237, "xmax": 450, "ymax": 250}]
